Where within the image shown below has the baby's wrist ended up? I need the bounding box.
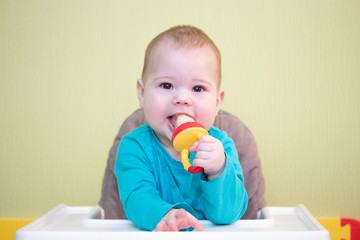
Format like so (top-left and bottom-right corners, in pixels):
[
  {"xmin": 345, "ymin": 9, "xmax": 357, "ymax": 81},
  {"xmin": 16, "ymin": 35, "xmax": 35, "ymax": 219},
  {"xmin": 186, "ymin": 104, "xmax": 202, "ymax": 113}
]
[
  {"xmin": 206, "ymin": 168, "xmax": 224, "ymax": 181},
  {"xmin": 206, "ymin": 156, "xmax": 226, "ymax": 181}
]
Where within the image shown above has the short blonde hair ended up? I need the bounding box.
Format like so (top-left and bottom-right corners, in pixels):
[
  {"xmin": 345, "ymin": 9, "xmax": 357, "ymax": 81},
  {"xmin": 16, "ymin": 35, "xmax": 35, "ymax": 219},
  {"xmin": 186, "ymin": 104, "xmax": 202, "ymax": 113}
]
[{"xmin": 141, "ymin": 25, "xmax": 221, "ymax": 85}]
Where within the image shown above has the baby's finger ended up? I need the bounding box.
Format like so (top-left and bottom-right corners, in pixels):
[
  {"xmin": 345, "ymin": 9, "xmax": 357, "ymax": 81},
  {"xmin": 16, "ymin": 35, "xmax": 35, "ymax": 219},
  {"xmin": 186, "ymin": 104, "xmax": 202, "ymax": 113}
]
[
  {"xmin": 195, "ymin": 142, "xmax": 215, "ymax": 153},
  {"xmin": 192, "ymin": 158, "xmax": 206, "ymax": 168},
  {"xmin": 188, "ymin": 141, "xmax": 199, "ymax": 152},
  {"xmin": 186, "ymin": 213, "xmax": 203, "ymax": 231},
  {"xmin": 194, "ymin": 151, "xmax": 211, "ymax": 161},
  {"xmin": 154, "ymin": 220, "xmax": 168, "ymax": 231},
  {"xmin": 166, "ymin": 211, "xmax": 185, "ymax": 232},
  {"xmin": 198, "ymin": 134, "xmax": 214, "ymax": 143}
]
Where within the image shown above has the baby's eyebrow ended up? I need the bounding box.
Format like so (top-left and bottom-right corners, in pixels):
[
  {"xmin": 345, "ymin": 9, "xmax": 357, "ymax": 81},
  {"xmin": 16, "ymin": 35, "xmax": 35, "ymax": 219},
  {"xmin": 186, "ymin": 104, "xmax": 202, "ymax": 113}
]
[
  {"xmin": 191, "ymin": 78, "xmax": 213, "ymax": 86},
  {"xmin": 153, "ymin": 76, "xmax": 176, "ymax": 81}
]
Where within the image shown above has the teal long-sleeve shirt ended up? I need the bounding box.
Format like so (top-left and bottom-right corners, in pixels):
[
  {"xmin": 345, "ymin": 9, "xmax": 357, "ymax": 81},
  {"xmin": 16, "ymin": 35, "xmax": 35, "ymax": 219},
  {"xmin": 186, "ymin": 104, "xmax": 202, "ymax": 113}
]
[{"xmin": 115, "ymin": 124, "xmax": 248, "ymax": 231}]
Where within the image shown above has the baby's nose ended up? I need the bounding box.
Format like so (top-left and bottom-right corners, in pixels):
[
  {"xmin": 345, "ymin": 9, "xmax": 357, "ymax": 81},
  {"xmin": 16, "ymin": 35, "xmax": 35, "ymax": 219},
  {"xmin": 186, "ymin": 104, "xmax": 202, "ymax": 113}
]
[{"xmin": 173, "ymin": 90, "xmax": 192, "ymax": 105}]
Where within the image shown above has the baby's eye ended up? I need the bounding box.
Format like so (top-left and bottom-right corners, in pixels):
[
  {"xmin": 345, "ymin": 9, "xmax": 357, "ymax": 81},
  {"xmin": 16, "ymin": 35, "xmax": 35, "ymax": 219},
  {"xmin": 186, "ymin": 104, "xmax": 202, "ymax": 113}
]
[
  {"xmin": 160, "ymin": 82, "xmax": 173, "ymax": 90},
  {"xmin": 193, "ymin": 85, "xmax": 205, "ymax": 92}
]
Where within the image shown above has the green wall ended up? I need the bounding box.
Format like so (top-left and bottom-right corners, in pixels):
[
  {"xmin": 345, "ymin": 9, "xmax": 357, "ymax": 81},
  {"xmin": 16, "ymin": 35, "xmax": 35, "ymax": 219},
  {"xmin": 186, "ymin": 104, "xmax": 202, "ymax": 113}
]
[{"xmin": 1, "ymin": 0, "xmax": 359, "ymax": 219}]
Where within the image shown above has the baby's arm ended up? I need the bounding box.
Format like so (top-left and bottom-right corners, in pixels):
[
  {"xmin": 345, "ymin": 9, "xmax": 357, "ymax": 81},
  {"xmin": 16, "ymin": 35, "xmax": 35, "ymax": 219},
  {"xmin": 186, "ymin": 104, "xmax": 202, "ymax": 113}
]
[
  {"xmin": 155, "ymin": 209, "xmax": 203, "ymax": 232},
  {"xmin": 192, "ymin": 130, "xmax": 248, "ymax": 224}
]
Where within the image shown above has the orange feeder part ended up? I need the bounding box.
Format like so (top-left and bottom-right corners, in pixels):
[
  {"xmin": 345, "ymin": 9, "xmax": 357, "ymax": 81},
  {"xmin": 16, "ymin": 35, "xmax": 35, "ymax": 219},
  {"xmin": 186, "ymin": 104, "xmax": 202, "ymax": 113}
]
[{"xmin": 172, "ymin": 122, "xmax": 208, "ymax": 174}]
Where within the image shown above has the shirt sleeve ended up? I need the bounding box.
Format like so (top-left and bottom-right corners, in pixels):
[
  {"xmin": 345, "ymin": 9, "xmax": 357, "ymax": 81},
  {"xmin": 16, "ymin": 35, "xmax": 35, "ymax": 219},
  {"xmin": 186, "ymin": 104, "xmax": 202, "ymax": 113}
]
[
  {"xmin": 200, "ymin": 130, "xmax": 248, "ymax": 224},
  {"xmin": 114, "ymin": 133, "xmax": 180, "ymax": 231}
]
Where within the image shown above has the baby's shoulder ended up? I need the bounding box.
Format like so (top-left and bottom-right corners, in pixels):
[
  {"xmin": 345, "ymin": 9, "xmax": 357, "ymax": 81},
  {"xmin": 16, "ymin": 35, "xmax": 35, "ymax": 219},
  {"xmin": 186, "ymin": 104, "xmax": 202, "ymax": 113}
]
[
  {"xmin": 124, "ymin": 124, "xmax": 153, "ymax": 140},
  {"xmin": 131, "ymin": 124, "xmax": 152, "ymax": 134},
  {"xmin": 209, "ymin": 126, "xmax": 229, "ymax": 139}
]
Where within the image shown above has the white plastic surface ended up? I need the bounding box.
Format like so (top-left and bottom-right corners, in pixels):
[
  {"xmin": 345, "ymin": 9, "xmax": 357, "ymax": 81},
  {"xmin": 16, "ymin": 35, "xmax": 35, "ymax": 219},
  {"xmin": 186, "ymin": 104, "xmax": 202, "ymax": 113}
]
[{"xmin": 15, "ymin": 204, "xmax": 330, "ymax": 240}]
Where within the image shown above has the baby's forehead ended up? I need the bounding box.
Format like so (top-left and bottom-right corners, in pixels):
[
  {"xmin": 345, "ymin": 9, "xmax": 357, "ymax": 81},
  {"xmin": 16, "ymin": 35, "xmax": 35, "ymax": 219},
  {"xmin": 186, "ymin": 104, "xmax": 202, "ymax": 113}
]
[
  {"xmin": 148, "ymin": 45, "xmax": 221, "ymax": 86},
  {"xmin": 143, "ymin": 36, "xmax": 222, "ymax": 86}
]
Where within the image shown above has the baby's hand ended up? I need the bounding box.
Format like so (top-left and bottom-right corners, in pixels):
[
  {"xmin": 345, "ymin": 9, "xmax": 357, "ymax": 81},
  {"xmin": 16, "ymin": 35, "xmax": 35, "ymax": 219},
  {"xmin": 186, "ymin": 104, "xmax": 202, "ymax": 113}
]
[
  {"xmin": 154, "ymin": 209, "xmax": 203, "ymax": 232},
  {"xmin": 189, "ymin": 135, "xmax": 226, "ymax": 180}
]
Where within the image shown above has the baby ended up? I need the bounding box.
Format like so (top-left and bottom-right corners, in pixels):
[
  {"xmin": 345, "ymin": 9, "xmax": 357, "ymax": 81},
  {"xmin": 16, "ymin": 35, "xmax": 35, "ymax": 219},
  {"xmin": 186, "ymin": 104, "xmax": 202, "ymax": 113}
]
[{"xmin": 115, "ymin": 25, "xmax": 248, "ymax": 231}]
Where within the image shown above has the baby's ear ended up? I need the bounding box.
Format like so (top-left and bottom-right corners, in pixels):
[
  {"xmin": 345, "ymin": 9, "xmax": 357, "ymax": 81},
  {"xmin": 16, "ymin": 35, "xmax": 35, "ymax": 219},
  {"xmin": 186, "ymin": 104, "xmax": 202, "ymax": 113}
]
[
  {"xmin": 137, "ymin": 79, "xmax": 145, "ymax": 107},
  {"xmin": 215, "ymin": 88, "xmax": 225, "ymax": 114}
]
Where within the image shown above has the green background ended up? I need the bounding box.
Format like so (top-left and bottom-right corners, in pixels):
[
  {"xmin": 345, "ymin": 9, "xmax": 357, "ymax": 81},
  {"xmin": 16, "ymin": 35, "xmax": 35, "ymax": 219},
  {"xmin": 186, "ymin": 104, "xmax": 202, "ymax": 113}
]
[{"xmin": 1, "ymin": 0, "xmax": 359, "ymax": 219}]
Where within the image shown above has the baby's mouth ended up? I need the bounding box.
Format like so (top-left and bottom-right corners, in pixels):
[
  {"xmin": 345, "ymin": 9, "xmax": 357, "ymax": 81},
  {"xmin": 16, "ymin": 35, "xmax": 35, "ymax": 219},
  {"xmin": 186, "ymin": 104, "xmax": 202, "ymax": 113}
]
[
  {"xmin": 168, "ymin": 114, "xmax": 195, "ymax": 131},
  {"xmin": 168, "ymin": 115, "xmax": 178, "ymax": 131}
]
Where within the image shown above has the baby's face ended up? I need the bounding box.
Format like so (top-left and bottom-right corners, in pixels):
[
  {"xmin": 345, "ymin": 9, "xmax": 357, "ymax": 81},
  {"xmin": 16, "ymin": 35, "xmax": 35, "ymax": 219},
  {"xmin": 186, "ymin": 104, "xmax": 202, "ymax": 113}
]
[{"xmin": 138, "ymin": 44, "xmax": 224, "ymax": 147}]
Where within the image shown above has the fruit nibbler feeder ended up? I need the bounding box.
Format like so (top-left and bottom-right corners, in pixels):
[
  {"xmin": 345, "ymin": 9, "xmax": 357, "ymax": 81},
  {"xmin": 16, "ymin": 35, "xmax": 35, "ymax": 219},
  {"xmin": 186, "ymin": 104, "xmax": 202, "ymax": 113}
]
[{"xmin": 171, "ymin": 115, "xmax": 208, "ymax": 174}]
